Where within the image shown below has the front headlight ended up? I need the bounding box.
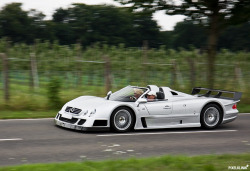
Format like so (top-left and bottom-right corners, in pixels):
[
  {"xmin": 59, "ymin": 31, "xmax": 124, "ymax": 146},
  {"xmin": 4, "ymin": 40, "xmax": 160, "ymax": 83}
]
[
  {"xmin": 81, "ymin": 110, "xmax": 88, "ymax": 116},
  {"xmin": 89, "ymin": 109, "xmax": 96, "ymax": 116}
]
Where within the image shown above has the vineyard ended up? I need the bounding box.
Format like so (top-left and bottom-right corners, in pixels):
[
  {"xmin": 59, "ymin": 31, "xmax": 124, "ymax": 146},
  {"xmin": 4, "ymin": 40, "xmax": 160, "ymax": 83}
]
[{"xmin": 0, "ymin": 39, "xmax": 250, "ymax": 110}]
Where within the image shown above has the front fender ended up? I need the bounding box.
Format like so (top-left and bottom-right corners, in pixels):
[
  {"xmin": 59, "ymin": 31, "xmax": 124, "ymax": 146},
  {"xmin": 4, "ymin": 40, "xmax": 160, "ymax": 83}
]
[{"xmin": 93, "ymin": 102, "xmax": 137, "ymax": 119}]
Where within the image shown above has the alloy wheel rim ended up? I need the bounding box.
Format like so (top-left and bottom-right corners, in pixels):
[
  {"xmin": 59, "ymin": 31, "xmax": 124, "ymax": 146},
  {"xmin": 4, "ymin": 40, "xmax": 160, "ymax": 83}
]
[
  {"xmin": 204, "ymin": 107, "xmax": 220, "ymax": 127},
  {"xmin": 114, "ymin": 110, "xmax": 132, "ymax": 130}
]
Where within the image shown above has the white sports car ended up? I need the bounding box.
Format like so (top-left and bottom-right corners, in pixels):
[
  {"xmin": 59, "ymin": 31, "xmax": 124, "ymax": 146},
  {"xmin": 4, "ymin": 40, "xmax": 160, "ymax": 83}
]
[{"xmin": 54, "ymin": 85, "xmax": 242, "ymax": 132}]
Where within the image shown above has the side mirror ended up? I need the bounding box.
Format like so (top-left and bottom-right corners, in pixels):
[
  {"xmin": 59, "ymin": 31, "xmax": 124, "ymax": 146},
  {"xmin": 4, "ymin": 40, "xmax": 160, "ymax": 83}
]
[
  {"xmin": 107, "ymin": 91, "xmax": 112, "ymax": 100},
  {"xmin": 136, "ymin": 98, "xmax": 147, "ymax": 107}
]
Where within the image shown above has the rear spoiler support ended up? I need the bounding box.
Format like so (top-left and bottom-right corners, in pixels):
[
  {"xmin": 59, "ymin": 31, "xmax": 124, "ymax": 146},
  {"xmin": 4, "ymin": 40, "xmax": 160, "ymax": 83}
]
[{"xmin": 191, "ymin": 87, "xmax": 242, "ymax": 101}]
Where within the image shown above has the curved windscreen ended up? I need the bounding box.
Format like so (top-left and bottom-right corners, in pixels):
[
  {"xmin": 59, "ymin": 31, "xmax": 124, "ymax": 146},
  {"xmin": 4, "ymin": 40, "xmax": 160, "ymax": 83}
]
[{"xmin": 109, "ymin": 86, "xmax": 147, "ymax": 102}]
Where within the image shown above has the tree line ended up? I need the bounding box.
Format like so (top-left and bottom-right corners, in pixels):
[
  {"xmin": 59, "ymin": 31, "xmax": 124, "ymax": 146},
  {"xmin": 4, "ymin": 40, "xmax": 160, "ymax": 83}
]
[
  {"xmin": 0, "ymin": 2, "xmax": 249, "ymax": 51},
  {"xmin": 0, "ymin": 3, "xmax": 161, "ymax": 48},
  {"xmin": 163, "ymin": 21, "xmax": 250, "ymax": 51}
]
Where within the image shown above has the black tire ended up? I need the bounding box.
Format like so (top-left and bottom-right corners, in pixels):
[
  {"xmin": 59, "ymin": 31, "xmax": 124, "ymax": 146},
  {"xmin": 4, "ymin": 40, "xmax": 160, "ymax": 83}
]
[
  {"xmin": 200, "ymin": 104, "xmax": 223, "ymax": 129},
  {"xmin": 110, "ymin": 107, "xmax": 135, "ymax": 133}
]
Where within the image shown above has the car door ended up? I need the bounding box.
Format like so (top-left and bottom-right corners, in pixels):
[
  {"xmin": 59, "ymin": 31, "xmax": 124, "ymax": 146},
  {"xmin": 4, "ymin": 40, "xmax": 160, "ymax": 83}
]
[
  {"xmin": 143, "ymin": 100, "xmax": 172, "ymax": 115},
  {"xmin": 172, "ymin": 100, "xmax": 198, "ymax": 117}
]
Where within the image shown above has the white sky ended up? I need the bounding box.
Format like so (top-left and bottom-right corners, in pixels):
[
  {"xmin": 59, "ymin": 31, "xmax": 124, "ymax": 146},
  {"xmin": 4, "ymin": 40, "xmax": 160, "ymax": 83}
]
[{"xmin": 0, "ymin": 0, "xmax": 185, "ymax": 31}]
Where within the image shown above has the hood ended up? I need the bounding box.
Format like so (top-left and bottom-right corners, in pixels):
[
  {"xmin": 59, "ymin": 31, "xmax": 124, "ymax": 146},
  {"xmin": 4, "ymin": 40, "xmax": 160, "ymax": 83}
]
[{"xmin": 65, "ymin": 96, "xmax": 115, "ymax": 110}]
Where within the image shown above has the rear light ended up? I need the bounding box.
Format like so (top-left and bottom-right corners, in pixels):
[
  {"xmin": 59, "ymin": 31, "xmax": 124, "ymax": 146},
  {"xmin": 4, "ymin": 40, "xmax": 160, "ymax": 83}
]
[{"xmin": 232, "ymin": 104, "xmax": 237, "ymax": 109}]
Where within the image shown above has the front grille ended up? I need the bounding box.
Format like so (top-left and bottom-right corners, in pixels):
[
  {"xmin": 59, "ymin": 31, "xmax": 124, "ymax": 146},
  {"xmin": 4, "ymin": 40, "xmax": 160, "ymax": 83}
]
[
  {"xmin": 59, "ymin": 114, "xmax": 78, "ymax": 124},
  {"xmin": 65, "ymin": 106, "xmax": 82, "ymax": 114},
  {"xmin": 77, "ymin": 119, "xmax": 86, "ymax": 125}
]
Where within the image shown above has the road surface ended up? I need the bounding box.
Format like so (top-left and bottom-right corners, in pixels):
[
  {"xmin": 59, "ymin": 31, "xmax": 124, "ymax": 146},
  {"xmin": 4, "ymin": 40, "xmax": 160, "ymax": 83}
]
[{"xmin": 0, "ymin": 113, "xmax": 249, "ymax": 166}]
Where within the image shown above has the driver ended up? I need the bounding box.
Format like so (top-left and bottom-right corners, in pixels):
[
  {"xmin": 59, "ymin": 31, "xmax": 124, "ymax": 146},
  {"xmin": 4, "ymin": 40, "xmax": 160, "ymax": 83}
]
[
  {"xmin": 130, "ymin": 88, "xmax": 144, "ymax": 100},
  {"xmin": 147, "ymin": 91, "xmax": 156, "ymax": 101}
]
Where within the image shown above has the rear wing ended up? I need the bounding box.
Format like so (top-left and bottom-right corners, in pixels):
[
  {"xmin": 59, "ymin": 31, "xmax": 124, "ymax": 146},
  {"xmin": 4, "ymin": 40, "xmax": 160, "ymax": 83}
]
[{"xmin": 191, "ymin": 87, "xmax": 242, "ymax": 101}]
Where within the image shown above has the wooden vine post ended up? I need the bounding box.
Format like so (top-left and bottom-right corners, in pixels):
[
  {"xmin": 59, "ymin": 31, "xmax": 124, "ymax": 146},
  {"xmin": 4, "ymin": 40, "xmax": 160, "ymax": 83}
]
[
  {"xmin": 103, "ymin": 55, "xmax": 112, "ymax": 93},
  {"xmin": 1, "ymin": 53, "xmax": 9, "ymax": 102}
]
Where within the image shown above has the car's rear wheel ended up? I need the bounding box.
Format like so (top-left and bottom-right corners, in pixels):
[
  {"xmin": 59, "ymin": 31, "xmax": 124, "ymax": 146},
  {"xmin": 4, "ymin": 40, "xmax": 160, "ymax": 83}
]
[
  {"xmin": 201, "ymin": 104, "xmax": 222, "ymax": 129},
  {"xmin": 111, "ymin": 107, "xmax": 135, "ymax": 133}
]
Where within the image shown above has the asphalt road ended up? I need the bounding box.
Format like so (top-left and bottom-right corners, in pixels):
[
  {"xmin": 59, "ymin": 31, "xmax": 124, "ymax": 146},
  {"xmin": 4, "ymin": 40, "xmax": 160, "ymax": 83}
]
[{"xmin": 0, "ymin": 114, "xmax": 250, "ymax": 166}]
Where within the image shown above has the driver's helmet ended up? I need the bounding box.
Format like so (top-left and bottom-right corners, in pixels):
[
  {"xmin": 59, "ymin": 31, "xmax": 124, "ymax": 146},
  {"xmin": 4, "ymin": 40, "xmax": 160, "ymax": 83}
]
[{"xmin": 147, "ymin": 90, "xmax": 156, "ymax": 97}]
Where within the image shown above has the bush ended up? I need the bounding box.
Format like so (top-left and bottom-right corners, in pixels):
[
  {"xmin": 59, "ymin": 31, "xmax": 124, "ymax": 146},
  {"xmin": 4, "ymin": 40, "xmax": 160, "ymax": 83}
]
[{"xmin": 47, "ymin": 77, "xmax": 62, "ymax": 109}]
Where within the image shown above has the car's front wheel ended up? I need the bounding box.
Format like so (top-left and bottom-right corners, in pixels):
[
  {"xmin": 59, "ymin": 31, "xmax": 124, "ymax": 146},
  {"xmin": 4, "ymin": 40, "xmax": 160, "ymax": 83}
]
[
  {"xmin": 110, "ymin": 107, "xmax": 135, "ymax": 133},
  {"xmin": 200, "ymin": 104, "xmax": 223, "ymax": 129}
]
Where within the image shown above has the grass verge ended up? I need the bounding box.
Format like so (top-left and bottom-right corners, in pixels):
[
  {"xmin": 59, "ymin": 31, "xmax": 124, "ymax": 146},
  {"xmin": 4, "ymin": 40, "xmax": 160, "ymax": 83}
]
[
  {"xmin": 237, "ymin": 104, "xmax": 250, "ymax": 113},
  {"xmin": 0, "ymin": 111, "xmax": 57, "ymax": 119},
  {"xmin": 0, "ymin": 154, "xmax": 250, "ymax": 171}
]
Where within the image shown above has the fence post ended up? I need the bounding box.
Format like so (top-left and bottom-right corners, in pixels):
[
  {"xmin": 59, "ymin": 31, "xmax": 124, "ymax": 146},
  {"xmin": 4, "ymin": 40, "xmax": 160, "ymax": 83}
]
[
  {"xmin": 76, "ymin": 42, "xmax": 82, "ymax": 86},
  {"xmin": 171, "ymin": 59, "xmax": 177, "ymax": 87},
  {"xmin": 103, "ymin": 55, "xmax": 112, "ymax": 93},
  {"xmin": 1, "ymin": 53, "xmax": 9, "ymax": 102},
  {"xmin": 142, "ymin": 40, "xmax": 148, "ymax": 84},
  {"xmin": 30, "ymin": 52, "xmax": 39, "ymax": 90},
  {"xmin": 187, "ymin": 57, "xmax": 196, "ymax": 88},
  {"xmin": 234, "ymin": 63, "xmax": 244, "ymax": 90}
]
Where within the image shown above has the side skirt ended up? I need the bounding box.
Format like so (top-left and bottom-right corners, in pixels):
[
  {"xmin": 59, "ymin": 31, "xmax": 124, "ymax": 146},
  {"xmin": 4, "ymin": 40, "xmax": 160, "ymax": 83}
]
[
  {"xmin": 135, "ymin": 123, "xmax": 201, "ymax": 130},
  {"xmin": 135, "ymin": 116, "xmax": 200, "ymax": 130}
]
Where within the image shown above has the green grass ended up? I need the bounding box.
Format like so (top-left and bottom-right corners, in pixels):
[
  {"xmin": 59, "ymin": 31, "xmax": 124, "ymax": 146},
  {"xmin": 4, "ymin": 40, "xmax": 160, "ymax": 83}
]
[
  {"xmin": 0, "ymin": 83, "xmax": 107, "ymax": 111},
  {"xmin": 237, "ymin": 104, "xmax": 250, "ymax": 113},
  {"xmin": 0, "ymin": 110, "xmax": 57, "ymax": 119},
  {"xmin": 0, "ymin": 79, "xmax": 249, "ymax": 118},
  {"xmin": 1, "ymin": 154, "xmax": 250, "ymax": 171}
]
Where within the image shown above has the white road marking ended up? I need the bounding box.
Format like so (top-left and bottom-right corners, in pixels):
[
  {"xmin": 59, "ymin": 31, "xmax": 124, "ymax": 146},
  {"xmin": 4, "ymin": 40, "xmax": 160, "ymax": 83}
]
[
  {"xmin": 127, "ymin": 150, "xmax": 134, "ymax": 152},
  {"xmin": 97, "ymin": 130, "xmax": 237, "ymax": 137},
  {"xmin": 242, "ymin": 141, "xmax": 248, "ymax": 143},
  {"xmin": 0, "ymin": 138, "xmax": 23, "ymax": 142},
  {"xmin": 239, "ymin": 113, "xmax": 250, "ymax": 115},
  {"xmin": 104, "ymin": 149, "xmax": 113, "ymax": 152},
  {"xmin": 113, "ymin": 144, "xmax": 120, "ymax": 147}
]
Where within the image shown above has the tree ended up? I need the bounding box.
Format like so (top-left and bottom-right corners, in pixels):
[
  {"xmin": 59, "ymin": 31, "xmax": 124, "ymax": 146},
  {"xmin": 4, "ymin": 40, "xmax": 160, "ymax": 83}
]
[
  {"xmin": 52, "ymin": 8, "xmax": 76, "ymax": 45},
  {"xmin": 115, "ymin": 0, "xmax": 250, "ymax": 87},
  {"xmin": 28, "ymin": 9, "xmax": 48, "ymax": 42},
  {"xmin": 218, "ymin": 22, "xmax": 250, "ymax": 51},
  {"xmin": 0, "ymin": 3, "xmax": 31, "ymax": 43},
  {"xmin": 132, "ymin": 12, "xmax": 161, "ymax": 48},
  {"xmin": 0, "ymin": 3, "xmax": 48, "ymax": 44},
  {"xmin": 171, "ymin": 21, "xmax": 207, "ymax": 49},
  {"xmin": 52, "ymin": 4, "xmax": 162, "ymax": 47}
]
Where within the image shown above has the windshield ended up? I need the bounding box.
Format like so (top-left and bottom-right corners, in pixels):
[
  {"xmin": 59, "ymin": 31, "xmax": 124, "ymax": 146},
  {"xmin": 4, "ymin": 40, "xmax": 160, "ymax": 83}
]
[{"xmin": 109, "ymin": 86, "xmax": 147, "ymax": 102}]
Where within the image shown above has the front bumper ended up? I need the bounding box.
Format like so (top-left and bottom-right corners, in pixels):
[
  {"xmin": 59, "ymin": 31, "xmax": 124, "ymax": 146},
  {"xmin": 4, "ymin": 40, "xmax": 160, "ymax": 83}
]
[{"xmin": 54, "ymin": 113, "xmax": 109, "ymax": 132}]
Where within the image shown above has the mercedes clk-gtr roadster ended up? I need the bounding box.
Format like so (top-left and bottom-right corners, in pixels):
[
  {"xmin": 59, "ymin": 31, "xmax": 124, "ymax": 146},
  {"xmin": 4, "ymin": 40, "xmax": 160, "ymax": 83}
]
[{"xmin": 55, "ymin": 85, "xmax": 242, "ymax": 132}]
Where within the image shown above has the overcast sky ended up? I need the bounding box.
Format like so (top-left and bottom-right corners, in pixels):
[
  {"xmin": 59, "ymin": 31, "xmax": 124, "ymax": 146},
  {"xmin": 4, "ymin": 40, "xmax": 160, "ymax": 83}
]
[{"xmin": 0, "ymin": 0, "xmax": 185, "ymax": 31}]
